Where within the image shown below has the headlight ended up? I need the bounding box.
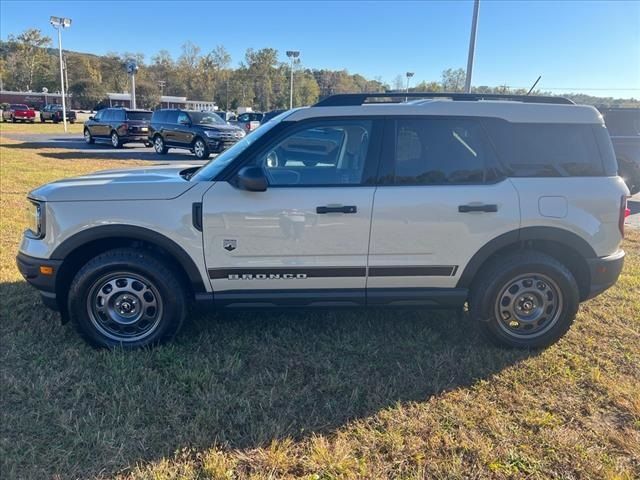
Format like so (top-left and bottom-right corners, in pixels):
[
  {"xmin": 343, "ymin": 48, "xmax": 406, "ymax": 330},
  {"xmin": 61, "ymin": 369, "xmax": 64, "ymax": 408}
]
[
  {"xmin": 26, "ymin": 200, "xmax": 44, "ymax": 238},
  {"xmin": 204, "ymin": 130, "xmax": 220, "ymax": 139}
]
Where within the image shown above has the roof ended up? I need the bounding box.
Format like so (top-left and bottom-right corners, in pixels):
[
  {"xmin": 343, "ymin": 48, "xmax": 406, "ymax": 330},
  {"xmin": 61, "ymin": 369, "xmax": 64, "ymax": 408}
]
[{"xmin": 287, "ymin": 99, "xmax": 603, "ymax": 124}]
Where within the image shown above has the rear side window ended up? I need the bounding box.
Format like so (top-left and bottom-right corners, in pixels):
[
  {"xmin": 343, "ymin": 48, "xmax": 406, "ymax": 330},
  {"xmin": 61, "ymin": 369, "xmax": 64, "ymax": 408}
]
[
  {"xmin": 102, "ymin": 110, "xmax": 113, "ymax": 121},
  {"xmin": 165, "ymin": 111, "xmax": 179, "ymax": 124},
  {"xmin": 384, "ymin": 118, "xmax": 501, "ymax": 185},
  {"xmin": 484, "ymin": 119, "xmax": 605, "ymax": 177}
]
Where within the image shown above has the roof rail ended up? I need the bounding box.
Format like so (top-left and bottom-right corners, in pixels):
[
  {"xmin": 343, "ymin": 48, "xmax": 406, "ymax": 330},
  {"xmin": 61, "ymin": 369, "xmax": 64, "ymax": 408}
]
[{"xmin": 314, "ymin": 92, "xmax": 575, "ymax": 107}]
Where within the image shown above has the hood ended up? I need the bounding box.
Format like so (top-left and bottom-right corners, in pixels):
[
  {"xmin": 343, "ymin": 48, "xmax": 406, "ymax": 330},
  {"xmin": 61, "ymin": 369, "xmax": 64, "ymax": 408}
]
[
  {"xmin": 29, "ymin": 163, "xmax": 202, "ymax": 202},
  {"xmin": 197, "ymin": 123, "xmax": 243, "ymax": 132}
]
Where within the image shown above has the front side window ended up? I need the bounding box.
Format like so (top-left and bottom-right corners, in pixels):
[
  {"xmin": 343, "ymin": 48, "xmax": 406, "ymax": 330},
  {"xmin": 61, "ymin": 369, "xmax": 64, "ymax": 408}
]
[
  {"xmin": 177, "ymin": 112, "xmax": 190, "ymax": 124},
  {"xmin": 256, "ymin": 120, "xmax": 373, "ymax": 186},
  {"xmin": 389, "ymin": 118, "xmax": 497, "ymax": 185}
]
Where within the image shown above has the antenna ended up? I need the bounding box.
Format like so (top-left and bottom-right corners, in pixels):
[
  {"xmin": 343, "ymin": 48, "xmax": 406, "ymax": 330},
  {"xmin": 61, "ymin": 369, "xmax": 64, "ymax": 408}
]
[{"xmin": 527, "ymin": 76, "xmax": 542, "ymax": 95}]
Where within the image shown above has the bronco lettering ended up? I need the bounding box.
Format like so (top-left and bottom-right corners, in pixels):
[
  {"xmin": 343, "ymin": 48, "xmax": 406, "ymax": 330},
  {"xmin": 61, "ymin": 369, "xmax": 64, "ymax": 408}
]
[{"xmin": 228, "ymin": 273, "xmax": 308, "ymax": 280}]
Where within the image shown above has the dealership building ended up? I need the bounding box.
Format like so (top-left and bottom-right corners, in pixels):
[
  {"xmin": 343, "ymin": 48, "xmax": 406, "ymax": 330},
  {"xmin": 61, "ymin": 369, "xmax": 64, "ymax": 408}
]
[
  {"xmin": 0, "ymin": 90, "xmax": 68, "ymax": 109},
  {"xmin": 106, "ymin": 93, "xmax": 217, "ymax": 111}
]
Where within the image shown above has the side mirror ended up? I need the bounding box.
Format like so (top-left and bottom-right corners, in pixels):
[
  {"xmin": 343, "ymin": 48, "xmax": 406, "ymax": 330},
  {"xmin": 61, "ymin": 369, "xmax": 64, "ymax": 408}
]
[
  {"xmin": 89, "ymin": 116, "xmax": 95, "ymax": 120},
  {"xmin": 179, "ymin": 119, "xmax": 191, "ymax": 126},
  {"xmin": 236, "ymin": 166, "xmax": 268, "ymax": 192}
]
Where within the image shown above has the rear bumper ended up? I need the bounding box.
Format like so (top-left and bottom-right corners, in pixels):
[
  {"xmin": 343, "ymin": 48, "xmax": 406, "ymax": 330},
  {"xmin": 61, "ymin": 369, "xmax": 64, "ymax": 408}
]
[
  {"xmin": 585, "ymin": 249, "xmax": 625, "ymax": 300},
  {"xmin": 16, "ymin": 252, "xmax": 62, "ymax": 310}
]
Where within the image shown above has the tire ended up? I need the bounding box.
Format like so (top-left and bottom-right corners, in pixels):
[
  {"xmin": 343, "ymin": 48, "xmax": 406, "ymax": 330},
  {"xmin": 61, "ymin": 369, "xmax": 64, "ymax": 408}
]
[
  {"xmin": 469, "ymin": 251, "xmax": 580, "ymax": 348},
  {"xmin": 84, "ymin": 128, "xmax": 95, "ymax": 144},
  {"xmin": 11, "ymin": 116, "xmax": 16, "ymax": 123},
  {"xmin": 69, "ymin": 120, "xmax": 75, "ymax": 124},
  {"xmin": 193, "ymin": 137, "xmax": 210, "ymax": 160},
  {"xmin": 67, "ymin": 248, "xmax": 187, "ymax": 349},
  {"xmin": 40, "ymin": 116, "xmax": 45, "ymax": 123},
  {"xmin": 111, "ymin": 131, "xmax": 122, "ymax": 148},
  {"xmin": 153, "ymin": 135, "xmax": 168, "ymax": 154}
]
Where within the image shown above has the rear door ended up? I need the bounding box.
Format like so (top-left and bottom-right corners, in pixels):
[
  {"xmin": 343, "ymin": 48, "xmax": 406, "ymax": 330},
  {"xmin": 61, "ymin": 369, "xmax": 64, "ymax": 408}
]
[
  {"xmin": 201, "ymin": 118, "xmax": 382, "ymax": 307},
  {"xmin": 367, "ymin": 116, "xmax": 520, "ymax": 304}
]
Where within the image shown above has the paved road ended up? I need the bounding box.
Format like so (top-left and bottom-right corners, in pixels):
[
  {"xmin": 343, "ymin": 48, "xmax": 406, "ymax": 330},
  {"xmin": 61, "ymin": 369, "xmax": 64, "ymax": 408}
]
[{"xmin": 2, "ymin": 131, "xmax": 203, "ymax": 162}]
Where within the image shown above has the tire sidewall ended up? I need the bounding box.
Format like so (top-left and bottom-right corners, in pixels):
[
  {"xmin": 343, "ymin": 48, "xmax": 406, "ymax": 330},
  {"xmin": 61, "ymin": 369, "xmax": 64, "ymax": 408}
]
[
  {"xmin": 194, "ymin": 138, "xmax": 209, "ymax": 159},
  {"xmin": 473, "ymin": 257, "xmax": 579, "ymax": 348},
  {"xmin": 68, "ymin": 253, "xmax": 186, "ymax": 348}
]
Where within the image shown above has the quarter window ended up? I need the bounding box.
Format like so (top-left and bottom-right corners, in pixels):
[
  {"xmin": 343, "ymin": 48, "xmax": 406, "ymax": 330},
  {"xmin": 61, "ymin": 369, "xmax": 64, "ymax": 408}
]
[
  {"xmin": 257, "ymin": 120, "xmax": 373, "ymax": 186},
  {"xmin": 390, "ymin": 118, "xmax": 498, "ymax": 185}
]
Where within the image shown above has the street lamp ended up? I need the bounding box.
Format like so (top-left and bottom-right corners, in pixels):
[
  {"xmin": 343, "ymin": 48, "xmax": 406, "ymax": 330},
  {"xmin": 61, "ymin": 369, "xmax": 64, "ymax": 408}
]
[
  {"xmin": 126, "ymin": 59, "xmax": 139, "ymax": 109},
  {"xmin": 286, "ymin": 50, "xmax": 300, "ymax": 109},
  {"xmin": 405, "ymin": 72, "xmax": 414, "ymax": 101},
  {"xmin": 50, "ymin": 16, "xmax": 72, "ymax": 132}
]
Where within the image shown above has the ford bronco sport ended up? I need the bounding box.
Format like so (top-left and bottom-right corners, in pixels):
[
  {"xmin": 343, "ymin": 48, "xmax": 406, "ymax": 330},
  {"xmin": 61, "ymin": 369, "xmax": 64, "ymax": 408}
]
[{"xmin": 17, "ymin": 93, "xmax": 629, "ymax": 349}]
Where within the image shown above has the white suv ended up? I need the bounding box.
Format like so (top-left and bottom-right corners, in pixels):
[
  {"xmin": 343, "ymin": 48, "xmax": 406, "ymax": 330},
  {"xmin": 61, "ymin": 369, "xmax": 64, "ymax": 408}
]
[{"xmin": 17, "ymin": 93, "xmax": 629, "ymax": 349}]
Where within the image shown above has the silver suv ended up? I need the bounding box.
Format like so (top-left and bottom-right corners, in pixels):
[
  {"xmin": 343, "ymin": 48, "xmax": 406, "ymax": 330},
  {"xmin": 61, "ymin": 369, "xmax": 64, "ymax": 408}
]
[{"xmin": 17, "ymin": 93, "xmax": 629, "ymax": 349}]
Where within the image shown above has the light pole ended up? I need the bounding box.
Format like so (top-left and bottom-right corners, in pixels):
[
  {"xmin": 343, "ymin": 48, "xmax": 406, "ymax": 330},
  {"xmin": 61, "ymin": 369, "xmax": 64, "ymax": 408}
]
[
  {"xmin": 126, "ymin": 59, "xmax": 139, "ymax": 109},
  {"xmin": 405, "ymin": 72, "xmax": 414, "ymax": 101},
  {"xmin": 464, "ymin": 0, "xmax": 480, "ymax": 93},
  {"xmin": 286, "ymin": 50, "xmax": 300, "ymax": 109},
  {"xmin": 50, "ymin": 16, "xmax": 71, "ymax": 132}
]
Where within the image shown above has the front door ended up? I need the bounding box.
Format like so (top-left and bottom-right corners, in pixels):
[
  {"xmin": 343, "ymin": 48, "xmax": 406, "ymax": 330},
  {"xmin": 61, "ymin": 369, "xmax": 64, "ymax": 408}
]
[
  {"xmin": 367, "ymin": 116, "xmax": 520, "ymax": 304},
  {"xmin": 201, "ymin": 118, "xmax": 381, "ymax": 307}
]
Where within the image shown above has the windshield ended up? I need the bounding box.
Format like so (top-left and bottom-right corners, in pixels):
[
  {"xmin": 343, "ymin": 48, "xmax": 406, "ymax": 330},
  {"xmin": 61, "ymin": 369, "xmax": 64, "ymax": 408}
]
[
  {"xmin": 190, "ymin": 111, "xmax": 225, "ymax": 125},
  {"xmin": 190, "ymin": 110, "xmax": 294, "ymax": 181},
  {"xmin": 11, "ymin": 104, "xmax": 29, "ymax": 110}
]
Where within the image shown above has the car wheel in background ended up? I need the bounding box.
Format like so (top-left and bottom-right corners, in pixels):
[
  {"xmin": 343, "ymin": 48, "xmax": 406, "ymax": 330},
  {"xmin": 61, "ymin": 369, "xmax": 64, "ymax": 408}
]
[
  {"xmin": 193, "ymin": 138, "xmax": 210, "ymax": 160},
  {"xmin": 111, "ymin": 131, "xmax": 122, "ymax": 148},
  {"xmin": 40, "ymin": 116, "xmax": 45, "ymax": 123},
  {"xmin": 84, "ymin": 128, "xmax": 95, "ymax": 144},
  {"xmin": 153, "ymin": 135, "xmax": 168, "ymax": 154}
]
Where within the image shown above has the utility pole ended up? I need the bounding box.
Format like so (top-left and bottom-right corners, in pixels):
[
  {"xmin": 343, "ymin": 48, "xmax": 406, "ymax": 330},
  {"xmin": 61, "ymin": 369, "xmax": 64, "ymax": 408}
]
[
  {"xmin": 158, "ymin": 80, "xmax": 166, "ymax": 97},
  {"xmin": 464, "ymin": 0, "xmax": 480, "ymax": 93},
  {"xmin": 126, "ymin": 59, "xmax": 138, "ymax": 109},
  {"xmin": 286, "ymin": 50, "xmax": 300, "ymax": 109},
  {"xmin": 63, "ymin": 54, "xmax": 69, "ymax": 103},
  {"xmin": 50, "ymin": 16, "xmax": 72, "ymax": 132}
]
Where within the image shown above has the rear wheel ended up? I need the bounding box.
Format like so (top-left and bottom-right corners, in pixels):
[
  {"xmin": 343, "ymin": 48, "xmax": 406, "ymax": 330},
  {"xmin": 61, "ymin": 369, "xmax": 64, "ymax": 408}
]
[
  {"xmin": 193, "ymin": 138, "xmax": 210, "ymax": 160},
  {"xmin": 111, "ymin": 131, "xmax": 122, "ymax": 148},
  {"xmin": 40, "ymin": 116, "xmax": 45, "ymax": 123},
  {"xmin": 153, "ymin": 135, "xmax": 168, "ymax": 154},
  {"xmin": 469, "ymin": 251, "xmax": 579, "ymax": 348},
  {"xmin": 68, "ymin": 248, "xmax": 187, "ymax": 349}
]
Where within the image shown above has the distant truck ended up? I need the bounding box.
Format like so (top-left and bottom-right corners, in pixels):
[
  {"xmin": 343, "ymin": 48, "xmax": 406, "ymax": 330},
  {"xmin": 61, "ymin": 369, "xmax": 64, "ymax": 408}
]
[
  {"xmin": 2, "ymin": 104, "xmax": 36, "ymax": 123},
  {"xmin": 600, "ymin": 108, "xmax": 640, "ymax": 194},
  {"xmin": 40, "ymin": 104, "xmax": 77, "ymax": 124}
]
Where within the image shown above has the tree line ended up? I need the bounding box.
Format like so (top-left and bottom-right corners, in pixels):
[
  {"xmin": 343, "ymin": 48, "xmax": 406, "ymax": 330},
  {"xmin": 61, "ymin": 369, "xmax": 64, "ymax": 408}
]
[{"xmin": 1, "ymin": 28, "xmax": 637, "ymax": 111}]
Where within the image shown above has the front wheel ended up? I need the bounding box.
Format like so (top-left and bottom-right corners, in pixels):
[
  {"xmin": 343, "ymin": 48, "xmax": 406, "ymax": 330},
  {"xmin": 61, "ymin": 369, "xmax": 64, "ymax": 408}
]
[
  {"xmin": 193, "ymin": 138, "xmax": 210, "ymax": 160},
  {"xmin": 68, "ymin": 248, "xmax": 187, "ymax": 348},
  {"xmin": 469, "ymin": 251, "xmax": 579, "ymax": 348},
  {"xmin": 40, "ymin": 116, "xmax": 45, "ymax": 123},
  {"xmin": 84, "ymin": 128, "xmax": 95, "ymax": 144}
]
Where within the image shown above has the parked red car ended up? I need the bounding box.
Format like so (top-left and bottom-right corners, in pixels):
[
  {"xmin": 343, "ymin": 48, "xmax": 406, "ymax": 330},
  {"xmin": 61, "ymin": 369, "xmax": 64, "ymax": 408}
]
[{"xmin": 2, "ymin": 104, "xmax": 36, "ymax": 123}]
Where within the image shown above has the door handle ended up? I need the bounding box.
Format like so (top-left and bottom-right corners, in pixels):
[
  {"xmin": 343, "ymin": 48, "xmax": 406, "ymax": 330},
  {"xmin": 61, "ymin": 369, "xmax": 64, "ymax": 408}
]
[
  {"xmin": 316, "ymin": 205, "xmax": 357, "ymax": 214},
  {"xmin": 458, "ymin": 204, "xmax": 498, "ymax": 213}
]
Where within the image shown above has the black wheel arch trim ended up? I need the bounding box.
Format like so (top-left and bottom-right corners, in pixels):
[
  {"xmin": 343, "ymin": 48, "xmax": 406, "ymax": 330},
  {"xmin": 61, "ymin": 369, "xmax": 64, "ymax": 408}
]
[
  {"xmin": 456, "ymin": 226, "xmax": 597, "ymax": 289},
  {"xmin": 50, "ymin": 225, "xmax": 207, "ymax": 293}
]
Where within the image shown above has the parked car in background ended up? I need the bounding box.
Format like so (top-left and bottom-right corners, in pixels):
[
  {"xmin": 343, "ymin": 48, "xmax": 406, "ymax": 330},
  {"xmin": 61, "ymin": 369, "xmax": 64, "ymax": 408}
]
[
  {"xmin": 2, "ymin": 104, "xmax": 36, "ymax": 123},
  {"xmin": 40, "ymin": 104, "xmax": 77, "ymax": 124},
  {"xmin": 600, "ymin": 107, "xmax": 640, "ymax": 194},
  {"xmin": 83, "ymin": 108, "xmax": 152, "ymax": 148},
  {"xmin": 262, "ymin": 109, "xmax": 287, "ymax": 123},
  {"xmin": 148, "ymin": 109, "xmax": 246, "ymax": 159},
  {"xmin": 233, "ymin": 111, "xmax": 263, "ymax": 132},
  {"xmin": 214, "ymin": 111, "xmax": 237, "ymax": 123}
]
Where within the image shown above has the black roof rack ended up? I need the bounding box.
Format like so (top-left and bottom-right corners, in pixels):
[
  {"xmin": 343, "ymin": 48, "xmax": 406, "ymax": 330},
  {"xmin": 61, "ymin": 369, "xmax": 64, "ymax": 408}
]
[{"xmin": 314, "ymin": 92, "xmax": 574, "ymax": 107}]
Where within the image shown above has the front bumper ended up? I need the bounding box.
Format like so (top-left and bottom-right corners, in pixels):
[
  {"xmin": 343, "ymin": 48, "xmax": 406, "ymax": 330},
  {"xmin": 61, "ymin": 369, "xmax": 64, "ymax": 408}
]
[
  {"xmin": 16, "ymin": 252, "xmax": 62, "ymax": 310},
  {"xmin": 585, "ymin": 249, "xmax": 625, "ymax": 300},
  {"xmin": 206, "ymin": 138, "xmax": 239, "ymax": 153}
]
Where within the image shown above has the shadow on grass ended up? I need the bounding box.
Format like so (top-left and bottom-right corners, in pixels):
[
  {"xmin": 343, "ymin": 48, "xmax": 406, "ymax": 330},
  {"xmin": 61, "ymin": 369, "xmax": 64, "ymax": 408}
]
[{"xmin": 0, "ymin": 280, "xmax": 537, "ymax": 478}]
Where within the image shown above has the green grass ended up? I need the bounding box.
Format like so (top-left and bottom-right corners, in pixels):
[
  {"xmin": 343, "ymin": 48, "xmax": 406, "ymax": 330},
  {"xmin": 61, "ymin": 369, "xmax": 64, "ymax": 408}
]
[
  {"xmin": 1, "ymin": 134, "xmax": 639, "ymax": 479},
  {"xmin": 0, "ymin": 119, "xmax": 84, "ymax": 135}
]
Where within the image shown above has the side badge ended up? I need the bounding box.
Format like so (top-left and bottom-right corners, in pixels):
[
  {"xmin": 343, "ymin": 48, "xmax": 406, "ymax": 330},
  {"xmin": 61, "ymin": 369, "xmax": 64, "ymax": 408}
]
[{"xmin": 223, "ymin": 239, "xmax": 237, "ymax": 252}]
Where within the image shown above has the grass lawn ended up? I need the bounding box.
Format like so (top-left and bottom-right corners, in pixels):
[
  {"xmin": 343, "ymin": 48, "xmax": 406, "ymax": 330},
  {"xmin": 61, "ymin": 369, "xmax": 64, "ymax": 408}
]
[
  {"xmin": 1, "ymin": 133, "xmax": 639, "ymax": 479},
  {"xmin": 0, "ymin": 119, "xmax": 84, "ymax": 135}
]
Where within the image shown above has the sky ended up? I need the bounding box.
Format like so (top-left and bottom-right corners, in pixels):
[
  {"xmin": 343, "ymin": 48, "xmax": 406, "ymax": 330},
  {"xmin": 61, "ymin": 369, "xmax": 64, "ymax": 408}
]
[{"xmin": 1, "ymin": 0, "xmax": 639, "ymax": 98}]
